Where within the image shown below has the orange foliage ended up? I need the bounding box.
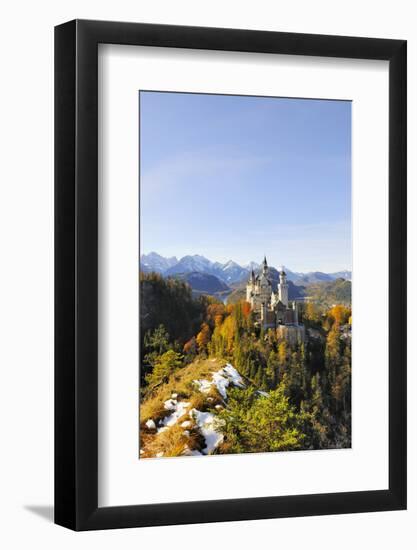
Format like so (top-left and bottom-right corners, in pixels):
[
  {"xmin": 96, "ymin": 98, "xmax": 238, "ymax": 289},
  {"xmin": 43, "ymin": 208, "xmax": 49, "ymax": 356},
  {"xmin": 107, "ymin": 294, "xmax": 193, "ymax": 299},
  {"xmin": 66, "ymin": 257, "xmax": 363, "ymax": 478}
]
[
  {"xmin": 183, "ymin": 337, "xmax": 197, "ymax": 355},
  {"xmin": 241, "ymin": 301, "xmax": 251, "ymax": 318},
  {"xmin": 226, "ymin": 304, "xmax": 234, "ymax": 315},
  {"xmin": 196, "ymin": 323, "xmax": 211, "ymax": 352},
  {"xmin": 206, "ymin": 303, "xmax": 225, "ymax": 326},
  {"xmin": 214, "ymin": 314, "xmax": 223, "ymax": 328}
]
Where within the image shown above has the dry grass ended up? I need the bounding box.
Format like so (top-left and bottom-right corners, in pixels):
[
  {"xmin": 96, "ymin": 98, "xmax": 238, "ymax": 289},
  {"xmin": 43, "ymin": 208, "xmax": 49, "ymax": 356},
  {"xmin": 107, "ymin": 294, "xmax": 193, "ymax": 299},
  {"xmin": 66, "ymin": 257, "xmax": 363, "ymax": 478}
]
[
  {"xmin": 188, "ymin": 391, "xmax": 208, "ymax": 411},
  {"xmin": 140, "ymin": 358, "xmax": 226, "ymax": 426},
  {"xmin": 140, "ymin": 398, "xmax": 170, "ymax": 426},
  {"xmin": 216, "ymin": 439, "xmax": 234, "ymax": 455},
  {"xmin": 139, "ymin": 432, "xmax": 155, "ymax": 457},
  {"xmin": 139, "ymin": 358, "xmax": 229, "ymax": 458},
  {"xmin": 145, "ymin": 424, "xmax": 200, "ymax": 458},
  {"xmin": 206, "ymin": 386, "xmax": 224, "ymax": 406}
]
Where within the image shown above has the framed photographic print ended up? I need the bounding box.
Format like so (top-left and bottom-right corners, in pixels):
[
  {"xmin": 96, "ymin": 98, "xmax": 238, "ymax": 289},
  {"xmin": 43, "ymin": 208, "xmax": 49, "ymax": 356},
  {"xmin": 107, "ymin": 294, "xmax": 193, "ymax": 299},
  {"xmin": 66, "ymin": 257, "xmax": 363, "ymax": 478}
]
[{"xmin": 55, "ymin": 20, "xmax": 407, "ymax": 530}]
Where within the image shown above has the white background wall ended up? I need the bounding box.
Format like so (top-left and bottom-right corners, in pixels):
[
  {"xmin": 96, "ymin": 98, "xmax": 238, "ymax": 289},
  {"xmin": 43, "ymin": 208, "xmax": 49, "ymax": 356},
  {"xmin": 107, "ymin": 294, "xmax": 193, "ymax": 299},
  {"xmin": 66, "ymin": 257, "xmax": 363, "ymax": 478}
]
[{"xmin": 0, "ymin": 1, "xmax": 415, "ymax": 548}]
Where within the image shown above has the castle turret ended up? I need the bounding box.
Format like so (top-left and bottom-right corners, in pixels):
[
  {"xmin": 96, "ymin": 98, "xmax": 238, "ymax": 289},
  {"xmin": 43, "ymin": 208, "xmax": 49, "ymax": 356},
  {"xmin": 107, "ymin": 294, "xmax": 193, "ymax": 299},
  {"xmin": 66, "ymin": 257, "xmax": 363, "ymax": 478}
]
[
  {"xmin": 246, "ymin": 269, "xmax": 256, "ymax": 303},
  {"xmin": 292, "ymin": 300, "xmax": 298, "ymax": 324},
  {"xmin": 278, "ymin": 269, "xmax": 289, "ymax": 307},
  {"xmin": 258, "ymin": 257, "xmax": 272, "ymax": 304}
]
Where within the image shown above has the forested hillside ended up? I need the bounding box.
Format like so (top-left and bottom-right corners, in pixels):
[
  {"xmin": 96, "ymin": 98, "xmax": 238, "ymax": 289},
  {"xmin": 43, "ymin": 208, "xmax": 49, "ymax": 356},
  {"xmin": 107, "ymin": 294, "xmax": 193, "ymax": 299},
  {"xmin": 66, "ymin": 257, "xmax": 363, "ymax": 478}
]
[
  {"xmin": 140, "ymin": 271, "xmax": 352, "ymax": 458},
  {"xmin": 305, "ymin": 278, "xmax": 351, "ymax": 306}
]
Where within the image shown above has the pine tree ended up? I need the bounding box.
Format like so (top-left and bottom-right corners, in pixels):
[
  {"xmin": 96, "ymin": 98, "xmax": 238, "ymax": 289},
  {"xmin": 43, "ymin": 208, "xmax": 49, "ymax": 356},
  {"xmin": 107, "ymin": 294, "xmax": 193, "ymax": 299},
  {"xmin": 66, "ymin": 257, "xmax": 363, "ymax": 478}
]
[{"xmin": 145, "ymin": 349, "xmax": 183, "ymax": 390}]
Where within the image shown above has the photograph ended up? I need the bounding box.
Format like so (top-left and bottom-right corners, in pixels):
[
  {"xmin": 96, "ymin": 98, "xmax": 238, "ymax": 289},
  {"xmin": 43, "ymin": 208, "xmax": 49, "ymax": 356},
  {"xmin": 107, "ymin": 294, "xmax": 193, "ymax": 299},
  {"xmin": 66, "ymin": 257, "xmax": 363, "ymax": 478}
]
[{"xmin": 139, "ymin": 91, "xmax": 352, "ymax": 459}]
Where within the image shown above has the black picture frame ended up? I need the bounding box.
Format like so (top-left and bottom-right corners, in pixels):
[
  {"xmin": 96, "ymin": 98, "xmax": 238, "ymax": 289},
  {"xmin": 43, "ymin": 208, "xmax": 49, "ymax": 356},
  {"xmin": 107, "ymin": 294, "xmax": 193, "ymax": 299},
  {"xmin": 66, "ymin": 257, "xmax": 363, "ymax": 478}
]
[{"xmin": 55, "ymin": 19, "xmax": 407, "ymax": 531}]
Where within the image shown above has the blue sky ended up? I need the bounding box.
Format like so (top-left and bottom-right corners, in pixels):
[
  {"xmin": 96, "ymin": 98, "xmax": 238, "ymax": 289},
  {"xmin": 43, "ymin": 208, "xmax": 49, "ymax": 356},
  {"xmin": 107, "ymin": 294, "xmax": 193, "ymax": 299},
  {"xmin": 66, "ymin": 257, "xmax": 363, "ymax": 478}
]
[{"xmin": 140, "ymin": 91, "xmax": 351, "ymax": 273}]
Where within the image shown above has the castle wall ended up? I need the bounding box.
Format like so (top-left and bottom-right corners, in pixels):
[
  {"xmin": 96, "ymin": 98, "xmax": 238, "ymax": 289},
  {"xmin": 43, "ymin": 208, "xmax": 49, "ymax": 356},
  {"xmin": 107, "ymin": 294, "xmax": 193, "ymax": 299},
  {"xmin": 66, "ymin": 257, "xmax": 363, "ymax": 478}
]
[{"xmin": 276, "ymin": 324, "xmax": 305, "ymax": 345}]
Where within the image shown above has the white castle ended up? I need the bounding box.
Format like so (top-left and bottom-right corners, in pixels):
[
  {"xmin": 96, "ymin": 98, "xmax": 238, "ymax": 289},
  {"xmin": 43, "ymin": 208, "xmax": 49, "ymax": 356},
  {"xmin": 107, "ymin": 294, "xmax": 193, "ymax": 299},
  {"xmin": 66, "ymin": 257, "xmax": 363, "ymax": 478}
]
[{"xmin": 246, "ymin": 256, "xmax": 305, "ymax": 343}]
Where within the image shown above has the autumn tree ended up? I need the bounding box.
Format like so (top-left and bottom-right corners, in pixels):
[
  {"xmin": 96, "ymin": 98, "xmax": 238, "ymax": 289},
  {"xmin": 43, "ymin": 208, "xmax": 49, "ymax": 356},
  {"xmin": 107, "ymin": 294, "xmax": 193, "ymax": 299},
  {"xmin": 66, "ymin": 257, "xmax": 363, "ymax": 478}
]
[
  {"xmin": 206, "ymin": 303, "xmax": 226, "ymax": 328},
  {"xmin": 241, "ymin": 301, "xmax": 251, "ymax": 319},
  {"xmin": 278, "ymin": 340, "xmax": 289, "ymax": 372},
  {"xmin": 326, "ymin": 304, "xmax": 351, "ymax": 328},
  {"xmin": 303, "ymin": 301, "xmax": 322, "ymax": 325},
  {"xmin": 183, "ymin": 336, "xmax": 197, "ymax": 362},
  {"xmin": 196, "ymin": 322, "xmax": 211, "ymax": 355}
]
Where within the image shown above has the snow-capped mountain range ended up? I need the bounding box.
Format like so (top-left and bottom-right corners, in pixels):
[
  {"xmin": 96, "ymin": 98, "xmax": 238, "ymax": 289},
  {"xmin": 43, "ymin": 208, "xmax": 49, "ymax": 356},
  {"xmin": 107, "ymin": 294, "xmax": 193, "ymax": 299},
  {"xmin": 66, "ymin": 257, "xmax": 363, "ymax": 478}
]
[
  {"xmin": 140, "ymin": 252, "xmax": 351, "ymax": 285},
  {"xmin": 140, "ymin": 251, "xmax": 178, "ymax": 273}
]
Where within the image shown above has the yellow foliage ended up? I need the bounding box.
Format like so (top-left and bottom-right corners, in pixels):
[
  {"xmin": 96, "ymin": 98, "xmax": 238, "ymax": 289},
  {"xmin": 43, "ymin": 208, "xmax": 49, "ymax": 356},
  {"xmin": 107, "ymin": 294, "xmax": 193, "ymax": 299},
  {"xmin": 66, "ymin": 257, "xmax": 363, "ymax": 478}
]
[
  {"xmin": 278, "ymin": 340, "xmax": 288, "ymax": 365},
  {"xmin": 214, "ymin": 314, "xmax": 223, "ymax": 328},
  {"xmin": 304, "ymin": 302, "xmax": 321, "ymax": 323},
  {"xmin": 326, "ymin": 327, "xmax": 341, "ymax": 361},
  {"xmin": 328, "ymin": 304, "xmax": 351, "ymax": 327},
  {"xmin": 219, "ymin": 315, "xmax": 236, "ymax": 354},
  {"xmin": 196, "ymin": 322, "xmax": 211, "ymax": 352}
]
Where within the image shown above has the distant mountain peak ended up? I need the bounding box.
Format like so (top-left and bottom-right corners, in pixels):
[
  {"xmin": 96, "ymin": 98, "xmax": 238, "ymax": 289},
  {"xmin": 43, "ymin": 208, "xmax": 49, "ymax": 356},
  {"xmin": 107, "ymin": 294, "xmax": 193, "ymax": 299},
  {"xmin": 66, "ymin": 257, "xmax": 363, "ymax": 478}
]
[
  {"xmin": 222, "ymin": 260, "xmax": 239, "ymax": 269},
  {"xmin": 141, "ymin": 251, "xmax": 178, "ymax": 273},
  {"xmin": 140, "ymin": 252, "xmax": 351, "ymax": 285}
]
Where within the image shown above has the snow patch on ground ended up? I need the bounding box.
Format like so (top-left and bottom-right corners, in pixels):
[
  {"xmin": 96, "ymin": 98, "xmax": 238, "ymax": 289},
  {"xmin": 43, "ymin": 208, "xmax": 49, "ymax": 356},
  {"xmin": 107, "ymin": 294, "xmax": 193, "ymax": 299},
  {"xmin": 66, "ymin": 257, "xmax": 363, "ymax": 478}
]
[
  {"xmin": 145, "ymin": 364, "xmax": 246, "ymax": 457},
  {"xmin": 183, "ymin": 447, "xmax": 203, "ymax": 456},
  {"xmin": 145, "ymin": 419, "xmax": 156, "ymax": 430},
  {"xmin": 164, "ymin": 398, "xmax": 177, "ymax": 411},
  {"xmin": 193, "ymin": 379, "xmax": 212, "ymax": 393},
  {"xmin": 223, "ymin": 364, "xmax": 245, "ymax": 388},
  {"xmin": 190, "ymin": 409, "xmax": 223, "ymax": 454},
  {"xmin": 162, "ymin": 400, "xmax": 190, "ymax": 427},
  {"xmin": 194, "ymin": 363, "xmax": 245, "ymax": 400}
]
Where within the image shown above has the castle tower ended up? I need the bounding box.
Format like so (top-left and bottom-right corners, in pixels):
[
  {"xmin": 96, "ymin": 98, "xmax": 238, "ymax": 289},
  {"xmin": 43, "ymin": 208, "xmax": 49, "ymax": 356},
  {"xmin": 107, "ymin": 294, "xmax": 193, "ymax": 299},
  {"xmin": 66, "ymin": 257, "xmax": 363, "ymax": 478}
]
[
  {"xmin": 271, "ymin": 290, "xmax": 279, "ymax": 308},
  {"xmin": 258, "ymin": 256, "xmax": 272, "ymax": 305},
  {"xmin": 278, "ymin": 269, "xmax": 289, "ymax": 307},
  {"xmin": 292, "ymin": 300, "xmax": 298, "ymax": 324},
  {"xmin": 246, "ymin": 269, "xmax": 255, "ymax": 302}
]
